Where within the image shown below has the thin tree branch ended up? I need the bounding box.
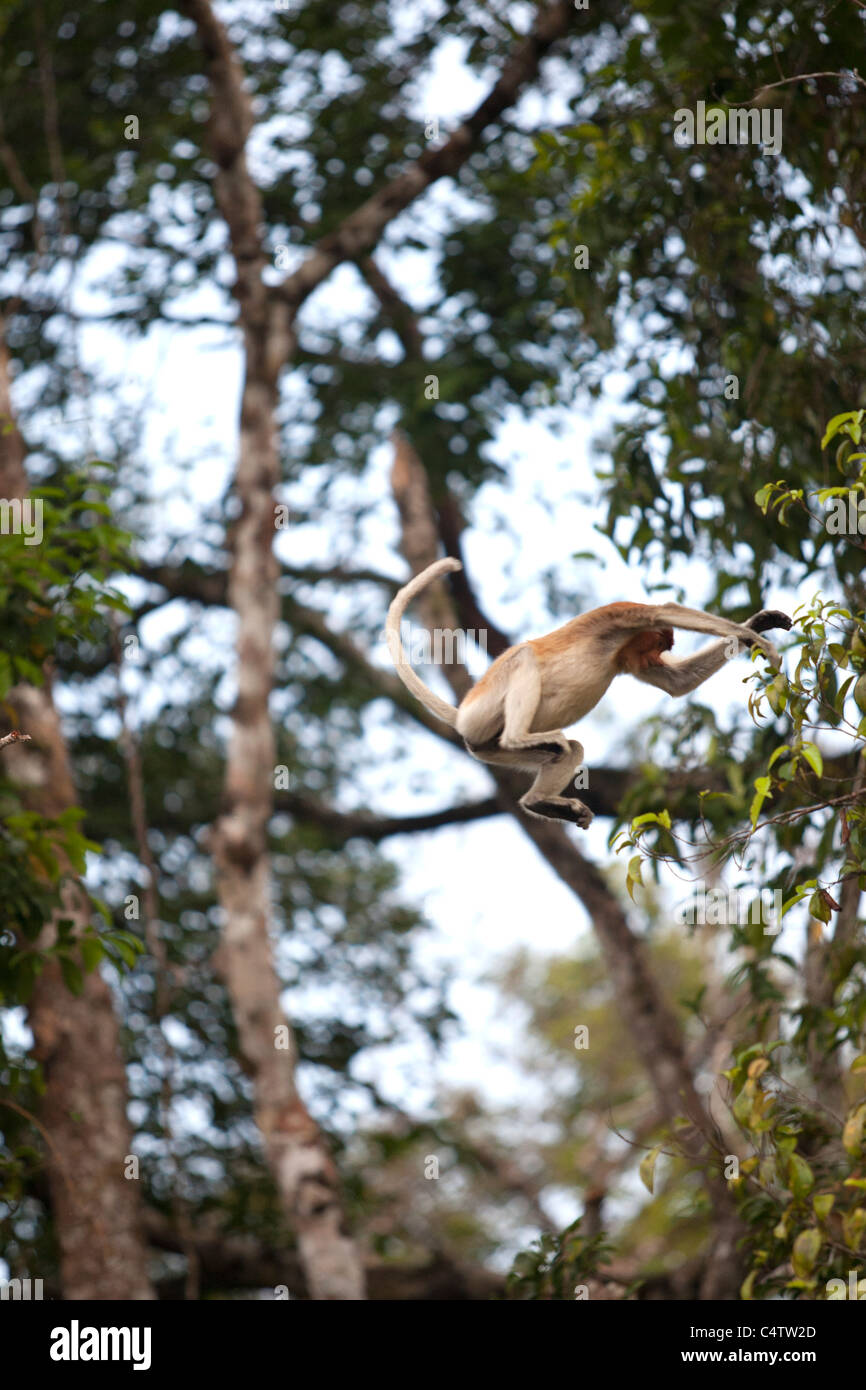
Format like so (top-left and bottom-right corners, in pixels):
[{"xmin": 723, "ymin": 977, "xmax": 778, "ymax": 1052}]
[
  {"xmin": 752, "ymin": 69, "xmax": 866, "ymax": 99},
  {"xmin": 279, "ymin": 790, "xmax": 504, "ymax": 843},
  {"xmin": 140, "ymin": 1208, "xmax": 504, "ymax": 1300},
  {"xmin": 0, "ymin": 730, "xmax": 31, "ymax": 749},
  {"xmin": 0, "ymin": 106, "xmax": 46, "ymax": 254}
]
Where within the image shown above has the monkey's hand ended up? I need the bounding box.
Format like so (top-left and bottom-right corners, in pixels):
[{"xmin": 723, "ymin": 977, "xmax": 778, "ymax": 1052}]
[{"xmin": 745, "ymin": 610, "xmax": 792, "ymax": 638}]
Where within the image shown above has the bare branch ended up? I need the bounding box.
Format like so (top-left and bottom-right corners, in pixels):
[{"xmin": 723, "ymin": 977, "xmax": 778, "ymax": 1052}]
[
  {"xmin": 141, "ymin": 1208, "xmax": 504, "ymax": 1300},
  {"xmin": 0, "ymin": 730, "xmax": 31, "ymax": 749},
  {"xmin": 279, "ymin": 789, "xmax": 504, "ymax": 843},
  {"xmin": 752, "ymin": 69, "xmax": 866, "ymax": 100}
]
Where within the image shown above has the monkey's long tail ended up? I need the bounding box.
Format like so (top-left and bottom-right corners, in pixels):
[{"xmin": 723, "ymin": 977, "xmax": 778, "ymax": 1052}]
[{"xmin": 386, "ymin": 557, "xmax": 463, "ymax": 728}]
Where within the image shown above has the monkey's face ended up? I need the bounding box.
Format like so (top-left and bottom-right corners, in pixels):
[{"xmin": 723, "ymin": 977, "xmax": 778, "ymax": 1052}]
[
  {"xmin": 653, "ymin": 627, "xmax": 674, "ymax": 659},
  {"xmin": 617, "ymin": 627, "xmax": 674, "ymax": 673}
]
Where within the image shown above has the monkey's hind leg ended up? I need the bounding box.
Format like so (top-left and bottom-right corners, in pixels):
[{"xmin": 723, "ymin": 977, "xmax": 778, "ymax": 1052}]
[
  {"xmin": 497, "ymin": 647, "xmax": 572, "ymax": 761},
  {"xmin": 519, "ymin": 740, "xmax": 593, "ymax": 829}
]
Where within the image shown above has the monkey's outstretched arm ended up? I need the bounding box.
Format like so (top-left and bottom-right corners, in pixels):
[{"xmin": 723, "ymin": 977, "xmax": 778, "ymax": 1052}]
[
  {"xmin": 636, "ymin": 609, "xmax": 791, "ymax": 696},
  {"xmin": 597, "ymin": 601, "xmax": 783, "ymax": 667}
]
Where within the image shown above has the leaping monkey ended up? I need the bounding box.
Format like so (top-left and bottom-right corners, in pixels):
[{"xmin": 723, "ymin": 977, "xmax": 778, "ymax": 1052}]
[{"xmin": 387, "ymin": 558, "xmax": 790, "ymax": 828}]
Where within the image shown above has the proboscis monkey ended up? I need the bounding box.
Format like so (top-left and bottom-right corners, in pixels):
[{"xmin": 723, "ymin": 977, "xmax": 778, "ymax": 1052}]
[{"xmin": 387, "ymin": 558, "xmax": 790, "ymax": 828}]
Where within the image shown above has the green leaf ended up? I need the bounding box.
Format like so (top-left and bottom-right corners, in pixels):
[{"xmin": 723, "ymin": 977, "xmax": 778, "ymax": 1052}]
[
  {"xmin": 733, "ymin": 1085, "xmax": 755, "ymax": 1128},
  {"xmin": 813, "ymin": 1193, "xmax": 834, "ymax": 1222},
  {"xmin": 787, "ymin": 1153, "xmax": 814, "ymax": 1199},
  {"xmin": 767, "ymin": 744, "xmax": 790, "ymax": 770},
  {"xmin": 639, "ymin": 1145, "xmax": 661, "ymax": 1194},
  {"xmin": 754, "ymin": 484, "xmax": 774, "ymax": 511},
  {"xmin": 816, "ymin": 487, "xmax": 852, "ymax": 503},
  {"xmin": 105, "ymin": 938, "xmax": 139, "ymax": 970},
  {"xmin": 842, "ymin": 1104, "xmax": 866, "ymax": 1158},
  {"xmin": 626, "ymin": 854, "xmax": 644, "ymax": 902},
  {"xmin": 630, "ymin": 810, "xmax": 671, "ymax": 831},
  {"xmin": 791, "ymin": 1227, "xmax": 821, "ymax": 1278},
  {"xmin": 799, "ymin": 743, "xmax": 823, "ymax": 778},
  {"xmin": 842, "ymin": 1208, "xmax": 866, "ymax": 1250},
  {"xmin": 59, "ymin": 956, "xmax": 84, "ymax": 996},
  {"xmin": 749, "ymin": 776, "xmax": 772, "ymax": 828},
  {"xmin": 808, "ymin": 890, "xmax": 832, "ymax": 924},
  {"xmin": 80, "ymin": 936, "xmax": 104, "ymax": 973},
  {"xmin": 822, "ymin": 410, "xmax": 863, "ymax": 448}
]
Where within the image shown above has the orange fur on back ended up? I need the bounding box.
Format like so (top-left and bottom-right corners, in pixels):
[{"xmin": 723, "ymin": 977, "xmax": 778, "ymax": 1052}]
[{"xmin": 523, "ymin": 602, "xmax": 663, "ymax": 658}]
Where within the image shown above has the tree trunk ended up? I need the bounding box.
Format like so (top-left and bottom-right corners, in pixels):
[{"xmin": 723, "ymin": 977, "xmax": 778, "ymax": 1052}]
[
  {"xmin": 184, "ymin": 0, "xmax": 365, "ymax": 1299},
  {"xmin": 0, "ymin": 321, "xmax": 154, "ymax": 1300}
]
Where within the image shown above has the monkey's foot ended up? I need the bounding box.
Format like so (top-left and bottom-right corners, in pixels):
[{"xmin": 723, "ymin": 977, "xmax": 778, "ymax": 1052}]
[{"xmin": 520, "ymin": 796, "xmax": 594, "ymax": 829}]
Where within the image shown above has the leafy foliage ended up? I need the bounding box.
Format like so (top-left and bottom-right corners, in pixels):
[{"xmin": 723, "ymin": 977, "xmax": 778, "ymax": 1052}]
[{"xmin": 507, "ymin": 1219, "xmax": 615, "ymax": 1301}]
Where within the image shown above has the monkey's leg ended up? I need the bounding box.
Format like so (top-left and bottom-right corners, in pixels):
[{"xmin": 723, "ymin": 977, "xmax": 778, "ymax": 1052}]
[
  {"xmin": 519, "ymin": 740, "xmax": 593, "ymax": 829},
  {"xmin": 497, "ymin": 647, "xmax": 571, "ymax": 761}
]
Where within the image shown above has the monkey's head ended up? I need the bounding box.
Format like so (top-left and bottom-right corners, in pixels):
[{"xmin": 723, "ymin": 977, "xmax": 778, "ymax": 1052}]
[{"xmin": 616, "ymin": 627, "xmax": 674, "ymax": 674}]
